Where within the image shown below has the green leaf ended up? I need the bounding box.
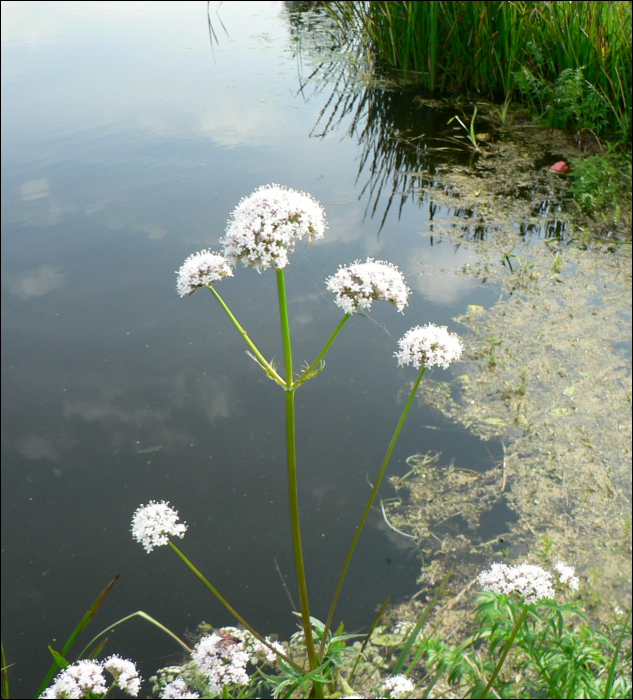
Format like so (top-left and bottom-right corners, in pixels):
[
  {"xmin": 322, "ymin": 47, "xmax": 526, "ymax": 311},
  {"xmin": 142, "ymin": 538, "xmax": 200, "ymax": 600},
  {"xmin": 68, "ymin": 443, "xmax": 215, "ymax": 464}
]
[
  {"xmin": 36, "ymin": 576, "xmax": 119, "ymax": 698},
  {"xmin": 47, "ymin": 647, "xmax": 69, "ymax": 670}
]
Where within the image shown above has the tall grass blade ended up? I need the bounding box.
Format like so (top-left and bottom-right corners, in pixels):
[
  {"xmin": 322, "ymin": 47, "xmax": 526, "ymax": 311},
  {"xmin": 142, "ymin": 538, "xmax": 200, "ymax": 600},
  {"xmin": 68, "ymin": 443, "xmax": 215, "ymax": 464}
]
[
  {"xmin": 36, "ymin": 576, "xmax": 119, "ymax": 698},
  {"xmin": 392, "ymin": 564, "xmax": 453, "ymax": 676},
  {"xmin": 77, "ymin": 611, "xmax": 192, "ymax": 659},
  {"xmin": 603, "ymin": 611, "xmax": 631, "ymax": 699},
  {"xmin": 349, "ymin": 597, "xmax": 390, "ymax": 685},
  {"xmin": 1, "ymin": 638, "xmax": 10, "ymax": 700}
]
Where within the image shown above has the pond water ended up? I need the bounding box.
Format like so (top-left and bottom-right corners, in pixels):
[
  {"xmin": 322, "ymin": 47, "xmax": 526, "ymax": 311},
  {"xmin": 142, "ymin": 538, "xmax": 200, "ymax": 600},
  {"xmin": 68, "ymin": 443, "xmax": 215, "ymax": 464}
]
[{"xmin": 1, "ymin": 1, "xmax": 506, "ymax": 694}]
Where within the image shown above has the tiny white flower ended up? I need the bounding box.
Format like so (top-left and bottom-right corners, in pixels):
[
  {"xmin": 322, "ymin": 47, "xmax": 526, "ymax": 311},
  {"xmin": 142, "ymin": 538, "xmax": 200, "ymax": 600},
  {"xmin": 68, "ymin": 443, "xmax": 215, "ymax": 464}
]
[
  {"xmin": 554, "ymin": 561, "xmax": 580, "ymax": 591},
  {"xmin": 326, "ymin": 258, "xmax": 410, "ymax": 315},
  {"xmin": 221, "ymin": 184, "xmax": 327, "ymax": 272},
  {"xmin": 192, "ymin": 633, "xmax": 251, "ymax": 694},
  {"xmin": 131, "ymin": 501, "xmax": 187, "ymax": 553},
  {"xmin": 160, "ymin": 678, "xmax": 201, "ymax": 699},
  {"xmin": 41, "ymin": 660, "xmax": 109, "ymax": 699},
  {"xmin": 176, "ymin": 250, "xmax": 233, "ymax": 297},
  {"xmin": 253, "ymin": 637, "xmax": 284, "ymax": 665},
  {"xmin": 395, "ymin": 323, "xmax": 463, "ymax": 370},
  {"xmin": 478, "ymin": 562, "xmax": 555, "ymax": 604},
  {"xmin": 103, "ymin": 655, "xmax": 142, "ymax": 696},
  {"xmin": 381, "ymin": 673, "xmax": 415, "ymax": 698}
]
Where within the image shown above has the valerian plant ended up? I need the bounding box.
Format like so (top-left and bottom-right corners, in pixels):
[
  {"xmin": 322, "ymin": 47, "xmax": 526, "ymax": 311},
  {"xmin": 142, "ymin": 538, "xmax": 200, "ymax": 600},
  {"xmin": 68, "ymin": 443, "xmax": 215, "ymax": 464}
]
[
  {"xmin": 133, "ymin": 183, "xmax": 462, "ymax": 699},
  {"xmin": 27, "ymin": 185, "xmax": 630, "ymax": 700}
]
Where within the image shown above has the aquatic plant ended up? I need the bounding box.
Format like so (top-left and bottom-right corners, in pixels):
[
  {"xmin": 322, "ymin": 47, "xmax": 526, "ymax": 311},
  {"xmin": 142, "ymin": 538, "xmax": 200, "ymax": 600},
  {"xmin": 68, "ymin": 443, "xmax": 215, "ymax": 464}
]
[{"xmin": 323, "ymin": 1, "xmax": 632, "ymax": 141}]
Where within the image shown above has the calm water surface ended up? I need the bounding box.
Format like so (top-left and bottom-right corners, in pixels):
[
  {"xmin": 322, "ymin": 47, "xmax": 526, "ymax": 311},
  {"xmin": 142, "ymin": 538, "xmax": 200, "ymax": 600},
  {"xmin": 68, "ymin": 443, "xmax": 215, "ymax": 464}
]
[{"xmin": 1, "ymin": 1, "xmax": 501, "ymax": 693}]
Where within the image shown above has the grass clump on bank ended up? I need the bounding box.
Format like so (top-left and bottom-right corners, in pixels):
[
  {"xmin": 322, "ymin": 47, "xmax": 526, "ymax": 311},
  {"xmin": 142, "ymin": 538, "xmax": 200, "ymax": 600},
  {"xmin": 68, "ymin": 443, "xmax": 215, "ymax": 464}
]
[
  {"xmin": 569, "ymin": 148, "xmax": 632, "ymax": 227},
  {"xmin": 323, "ymin": 1, "xmax": 632, "ymax": 142}
]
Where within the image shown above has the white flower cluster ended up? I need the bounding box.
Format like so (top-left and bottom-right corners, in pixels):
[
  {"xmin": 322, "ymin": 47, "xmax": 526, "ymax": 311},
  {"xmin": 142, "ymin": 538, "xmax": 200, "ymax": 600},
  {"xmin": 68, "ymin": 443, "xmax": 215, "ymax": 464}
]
[
  {"xmin": 221, "ymin": 184, "xmax": 327, "ymax": 272},
  {"xmin": 42, "ymin": 656, "xmax": 142, "ymax": 699},
  {"xmin": 381, "ymin": 673, "xmax": 416, "ymax": 698},
  {"xmin": 478, "ymin": 561, "xmax": 580, "ymax": 604},
  {"xmin": 253, "ymin": 637, "xmax": 285, "ymax": 665},
  {"xmin": 395, "ymin": 323, "xmax": 463, "ymax": 370},
  {"xmin": 103, "ymin": 656, "xmax": 143, "ymax": 696},
  {"xmin": 554, "ymin": 561, "xmax": 580, "ymax": 590},
  {"xmin": 131, "ymin": 500, "xmax": 187, "ymax": 553},
  {"xmin": 326, "ymin": 258, "xmax": 410, "ymax": 315},
  {"xmin": 176, "ymin": 249, "xmax": 233, "ymax": 297},
  {"xmin": 192, "ymin": 633, "xmax": 251, "ymax": 695},
  {"xmin": 160, "ymin": 678, "xmax": 200, "ymax": 699}
]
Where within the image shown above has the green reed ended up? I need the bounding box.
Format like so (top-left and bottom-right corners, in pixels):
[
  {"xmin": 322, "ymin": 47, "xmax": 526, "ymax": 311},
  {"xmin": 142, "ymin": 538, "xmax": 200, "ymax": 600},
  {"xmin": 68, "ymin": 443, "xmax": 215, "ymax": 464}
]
[{"xmin": 324, "ymin": 1, "xmax": 632, "ymax": 141}]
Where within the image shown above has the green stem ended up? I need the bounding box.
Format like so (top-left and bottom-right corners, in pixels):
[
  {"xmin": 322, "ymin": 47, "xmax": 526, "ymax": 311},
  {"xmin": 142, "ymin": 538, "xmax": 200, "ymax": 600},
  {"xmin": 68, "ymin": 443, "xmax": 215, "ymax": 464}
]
[
  {"xmin": 168, "ymin": 542, "xmax": 303, "ymax": 673},
  {"xmin": 276, "ymin": 270, "xmax": 319, "ymax": 676},
  {"xmin": 319, "ymin": 366, "xmax": 426, "ymax": 658},
  {"xmin": 207, "ymin": 285, "xmax": 285, "ymax": 386},
  {"xmin": 292, "ymin": 314, "xmax": 351, "ymax": 389},
  {"xmin": 481, "ymin": 603, "xmax": 529, "ymax": 699}
]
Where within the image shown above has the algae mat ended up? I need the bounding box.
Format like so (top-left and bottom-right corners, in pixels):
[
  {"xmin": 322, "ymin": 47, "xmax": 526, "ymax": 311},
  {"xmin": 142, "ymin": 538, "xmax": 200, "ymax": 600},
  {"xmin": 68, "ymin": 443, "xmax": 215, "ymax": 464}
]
[{"xmin": 386, "ymin": 125, "xmax": 631, "ymax": 619}]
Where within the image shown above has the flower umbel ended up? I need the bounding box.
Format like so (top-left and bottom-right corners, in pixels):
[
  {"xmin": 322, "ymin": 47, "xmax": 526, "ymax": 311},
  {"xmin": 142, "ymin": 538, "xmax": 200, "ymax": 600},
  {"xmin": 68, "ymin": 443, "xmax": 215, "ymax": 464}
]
[
  {"xmin": 381, "ymin": 673, "xmax": 416, "ymax": 698},
  {"xmin": 42, "ymin": 661, "xmax": 109, "ymax": 699},
  {"xmin": 395, "ymin": 323, "xmax": 463, "ymax": 370},
  {"xmin": 176, "ymin": 250, "xmax": 233, "ymax": 297},
  {"xmin": 221, "ymin": 184, "xmax": 326, "ymax": 272},
  {"xmin": 554, "ymin": 561, "xmax": 580, "ymax": 591},
  {"xmin": 131, "ymin": 501, "xmax": 187, "ymax": 553},
  {"xmin": 478, "ymin": 562, "xmax": 556, "ymax": 604},
  {"xmin": 159, "ymin": 678, "xmax": 201, "ymax": 699},
  {"xmin": 192, "ymin": 633, "xmax": 251, "ymax": 695},
  {"xmin": 42, "ymin": 657, "xmax": 142, "ymax": 698},
  {"xmin": 326, "ymin": 258, "xmax": 410, "ymax": 314},
  {"xmin": 103, "ymin": 655, "xmax": 143, "ymax": 696}
]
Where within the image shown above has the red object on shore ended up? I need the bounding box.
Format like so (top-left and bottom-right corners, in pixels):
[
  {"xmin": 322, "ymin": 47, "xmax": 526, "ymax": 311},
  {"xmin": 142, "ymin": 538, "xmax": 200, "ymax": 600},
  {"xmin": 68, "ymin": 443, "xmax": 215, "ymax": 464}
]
[{"xmin": 544, "ymin": 161, "xmax": 571, "ymax": 173}]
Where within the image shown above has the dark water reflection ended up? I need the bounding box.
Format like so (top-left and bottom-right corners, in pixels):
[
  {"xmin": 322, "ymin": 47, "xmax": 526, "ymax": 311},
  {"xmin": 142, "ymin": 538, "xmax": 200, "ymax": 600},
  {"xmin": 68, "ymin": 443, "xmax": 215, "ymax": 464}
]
[{"xmin": 2, "ymin": 2, "xmax": 503, "ymax": 694}]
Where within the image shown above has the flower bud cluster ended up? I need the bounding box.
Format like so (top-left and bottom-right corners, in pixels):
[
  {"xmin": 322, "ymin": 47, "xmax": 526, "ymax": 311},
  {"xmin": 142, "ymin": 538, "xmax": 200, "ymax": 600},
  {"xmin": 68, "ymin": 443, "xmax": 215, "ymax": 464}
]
[
  {"xmin": 131, "ymin": 500, "xmax": 187, "ymax": 553},
  {"xmin": 395, "ymin": 323, "xmax": 464, "ymax": 370},
  {"xmin": 221, "ymin": 184, "xmax": 326, "ymax": 272},
  {"xmin": 326, "ymin": 258, "xmax": 410, "ymax": 314},
  {"xmin": 176, "ymin": 250, "xmax": 233, "ymax": 297},
  {"xmin": 192, "ymin": 633, "xmax": 251, "ymax": 695},
  {"xmin": 177, "ymin": 184, "xmax": 326, "ymax": 293},
  {"xmin": 42, "ymin": 656, "xmax": 142, "ymax": 698},
  {"xmin": 478, "ymin": 561, "xmax": 579, "ymax": 604}
]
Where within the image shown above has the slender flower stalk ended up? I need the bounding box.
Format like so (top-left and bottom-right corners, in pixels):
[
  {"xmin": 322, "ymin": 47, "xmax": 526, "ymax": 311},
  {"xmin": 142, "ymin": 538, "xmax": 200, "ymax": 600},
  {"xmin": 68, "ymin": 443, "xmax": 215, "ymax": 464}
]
[
  {"xmin": 293, "ymin": 314, "xmax": 351, "ymax": 389},
  {"xmin": 167, "ymin": 541, "xmax": 304, "ymax": 673},
  {"xmin": 276, "ymin": 269, "xmax": 319, "ymax": 676},
  {"xmin": 321, "ymin": 323, "xmax": 463, "ymax": 655},
  {"xmin": 207, "ymin": 285, "xmax": 285, "ymax": 387},
  {"xmin": 320, "ymin": 365, "xmax": 426, "ymax": 657},
  {"xmin": 481, "ymin": 603, "xmax": 529, "ymax": 699}
]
